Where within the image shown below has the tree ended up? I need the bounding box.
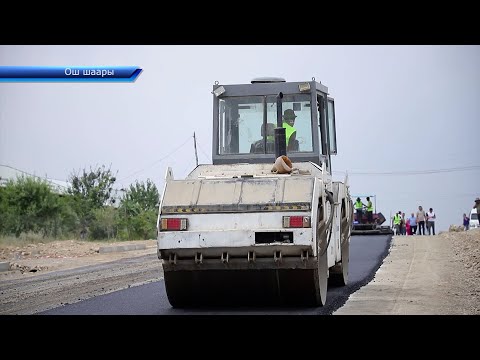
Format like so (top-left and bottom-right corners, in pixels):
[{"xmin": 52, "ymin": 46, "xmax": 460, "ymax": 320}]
[
  {"xmin": 123, "ymin": 179, "xmax": 159, "ymax": 212},
  {"xmin": 67, "ymin": 165, "xmax": 117, "ymax": 238},
  {"xmin": 119, "ymin": 179, "xmax": 159, "ymax": 240},
  {"xmin": 68, "ymin": 165, "xmax": 117, "ymax": 208}
]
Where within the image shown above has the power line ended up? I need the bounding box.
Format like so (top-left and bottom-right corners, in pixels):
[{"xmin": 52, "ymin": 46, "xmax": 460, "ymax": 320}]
[
  {"xmin": 181, "ymin": 157, "xmax": 198, "ymax": 176},
  {"xmin": 196, "ymin": 139, "xmax": 211, "ymax": 163},
  {"xmin": 0, "ymin": 164, "xmax": 69, "ymax": 189},
  {"xmin": 333, "ymin": 165, "xmax": 480, "ymax": 176},
  {"xmin": 118, "ymin": 136, "xmax": 192, "ymax": 183}
]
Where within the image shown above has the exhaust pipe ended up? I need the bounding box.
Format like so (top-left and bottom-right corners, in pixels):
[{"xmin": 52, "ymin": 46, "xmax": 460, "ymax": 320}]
[{"xmin": 274, "ymin": 92, "xmax": 287, "ymax": 158}]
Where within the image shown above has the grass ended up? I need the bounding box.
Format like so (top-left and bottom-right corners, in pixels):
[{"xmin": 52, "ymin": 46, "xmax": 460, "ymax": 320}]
[
  {"xmin": 0, "ymin": 232, "xmax": 155, "ymax": 247},
  {"xmin": 0, "ymin": 233, "xmax": 62, "ymax": 247}
]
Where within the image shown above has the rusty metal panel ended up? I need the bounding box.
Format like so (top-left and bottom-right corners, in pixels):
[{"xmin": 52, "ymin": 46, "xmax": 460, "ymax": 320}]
[
  {"xmin": 162, "ymin": 181, "xmax": 197, "ymax": 206},
  {"xmin": 162, "ymin": 164, "xmax": 317, "ymax": 210},
  {"xmin": 240, "ymin": 179, "xmax": 277, "ymax": 204},
  {"xmin": 282, "ymin": 178, "xmax": 314, "ymax": 203},
  {"xmin": 197, "ymin": 180, "xmax": 241, "ymax": 205}
]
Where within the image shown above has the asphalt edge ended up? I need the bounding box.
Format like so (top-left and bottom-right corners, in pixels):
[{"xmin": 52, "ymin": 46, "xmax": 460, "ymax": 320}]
[{"xmin": 328, "ymin": 234, "xmax": 394, "ymax": 315}]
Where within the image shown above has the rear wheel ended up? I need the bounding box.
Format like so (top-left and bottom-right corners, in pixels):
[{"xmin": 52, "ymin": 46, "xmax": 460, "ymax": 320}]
[
  {"xmin": 329, "ymin": 205, "xmax": 350, "ymax": 286},
  {"xmin": 315, "ymin": 196, "xmax": 329, "ymax": 306},
  {"xmin": 329, "ymin": 240, "xmax": 349, "ymax": 286}
]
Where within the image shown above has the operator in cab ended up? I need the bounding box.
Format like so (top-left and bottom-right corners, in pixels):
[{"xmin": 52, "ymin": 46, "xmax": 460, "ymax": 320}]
[{"xmin": 282, "ymin": 109, "xmax": 297, "ymax": 152}]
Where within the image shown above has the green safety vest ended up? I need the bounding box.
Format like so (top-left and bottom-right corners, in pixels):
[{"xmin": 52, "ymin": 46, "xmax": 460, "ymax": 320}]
[
  {"xmin": 355, "ymin": 200, "xmax": 363, "ymax": 210},
  {"xmin": 282, "ymin": 122, "xmax": 296, "ymax": 145},
  {"xmin": 393, "ymin": 214, "xmax": 401, "ymax": 225},
  {"xmin": 367, "ymin": 201, "xmax": 373, "ymax": 212}
]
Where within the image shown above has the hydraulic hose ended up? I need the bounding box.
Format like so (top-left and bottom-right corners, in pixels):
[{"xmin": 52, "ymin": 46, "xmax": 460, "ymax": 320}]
[
  {"xmin": 347, "ymin": 197, "xmax": 354, "ymax": 239},
  {"xmin": 320, "ymin": 189, "xmax": 335, "ymax": 256}
]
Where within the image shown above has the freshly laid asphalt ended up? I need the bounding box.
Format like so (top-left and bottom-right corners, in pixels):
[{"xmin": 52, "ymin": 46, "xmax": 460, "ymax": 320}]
[{"xmin": 41, "ymin": 234, "xmax": 392, "ymax": 315}]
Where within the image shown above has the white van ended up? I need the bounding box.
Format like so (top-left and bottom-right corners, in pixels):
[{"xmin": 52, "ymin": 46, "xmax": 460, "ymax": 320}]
[{"xmin": 470, "ymin": 208, "xmax": 479, "ymax": 229}]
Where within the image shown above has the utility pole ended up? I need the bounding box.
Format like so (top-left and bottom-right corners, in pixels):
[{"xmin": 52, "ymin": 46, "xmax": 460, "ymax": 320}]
[
  {"xmin": 120, "ymin": 188, "xmax": 129, "ymax": 240},
  {"xmin": 193, "ymin": 132, "xmax": 199, "ymax": 167}
]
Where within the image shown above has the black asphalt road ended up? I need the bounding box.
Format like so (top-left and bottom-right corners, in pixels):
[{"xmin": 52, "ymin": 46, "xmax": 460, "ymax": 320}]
[{"xmin": 41, "ymin": 234, "xmax": 392, "ymax": 315}]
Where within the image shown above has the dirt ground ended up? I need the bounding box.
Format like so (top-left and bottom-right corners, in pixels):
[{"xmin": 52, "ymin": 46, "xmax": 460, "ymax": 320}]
[
  {"xmin": 0, "ymin": 239, "xmax": 157, "ymax": 280},
  {"xmin": 0, "ymin": 239, "xmax": 160, "ymax": 315},
  {"xmin": 1, "ymin": 229, "xmax": 479, "ymax": 315},
  {"xmin": 335, "ymin": 228, "xmax": 480, "ymax": 315}
]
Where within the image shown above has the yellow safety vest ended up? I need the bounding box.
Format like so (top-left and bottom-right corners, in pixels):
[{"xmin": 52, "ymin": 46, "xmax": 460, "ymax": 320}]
[
  {"xmin": 393, "ymin": 214, "xmax": 401, "ymax": 225},
  {"xmin": 367, "ymin": 201, "xmax": 373, "ymax": 212},
  {"xmin": 355, "ymin": 200, "xmax": 363, "ymax": 210},
  {"xmin": 282, "ymin": 122, "xmax": 296, "ymax": 146}
]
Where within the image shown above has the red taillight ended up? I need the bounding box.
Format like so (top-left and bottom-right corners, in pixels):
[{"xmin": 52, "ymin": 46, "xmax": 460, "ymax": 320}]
[
  {"xmin": 160, "ymin": 218, "xmax": 188, "ymax": 231},
  {"xmin": 283, "ymin": 216, "xmax": 311, "ymax": 228},
  {"xmin": 289, "ymin": 216, "xmax": 304, "ymax": 227}
]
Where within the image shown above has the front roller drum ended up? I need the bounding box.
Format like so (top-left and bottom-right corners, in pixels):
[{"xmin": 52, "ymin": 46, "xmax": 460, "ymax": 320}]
[{"xmin": 163, "ymin": 268, "xmax": 325, "ymax": 308}]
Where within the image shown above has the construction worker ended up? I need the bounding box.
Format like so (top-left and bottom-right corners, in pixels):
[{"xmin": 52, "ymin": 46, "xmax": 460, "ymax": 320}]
[
  {"xmin": 393, "ymin": 211, "xmax": 402, "ymax": 235},
  {"xmin": 251, "ymin": 123, "xmax": 275, "ymax": 153},
  {"xmin": 366, "ymin": 196, "xmax": 373, "ymax": 224},
  {"xmin": 354, "ymin": 197, "xmax": 365, "ymax": 224},
  {"xmin": 282, "ymin": 109, "xmax": 297, "ymax": 151}
]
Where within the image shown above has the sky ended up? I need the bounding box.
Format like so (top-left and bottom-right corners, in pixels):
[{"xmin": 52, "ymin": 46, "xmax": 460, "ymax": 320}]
[{"xmin": 0, "ymin": 45, "xmax": 479, "ymax": 232}]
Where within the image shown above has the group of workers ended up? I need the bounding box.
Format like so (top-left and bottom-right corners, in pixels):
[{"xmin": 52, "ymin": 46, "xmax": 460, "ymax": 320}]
[
  {"xmin": 354, "ymin": 197, "xmax": 374, "ymax": 224},
  {"xmin": 354, "ymin": 197, "xmax": 439, "ymax": 236},
  {"xmin": 392, "ymin": 206, "xmax": 436, "ymax": 236}
]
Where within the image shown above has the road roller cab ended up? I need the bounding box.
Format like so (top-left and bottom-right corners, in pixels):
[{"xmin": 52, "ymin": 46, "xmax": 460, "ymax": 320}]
[{"xmin": 156, "ymin": 78, "xmax": 353, "ymax": 307}]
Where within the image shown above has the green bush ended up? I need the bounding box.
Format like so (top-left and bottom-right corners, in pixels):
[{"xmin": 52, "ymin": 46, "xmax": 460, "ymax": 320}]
[
  {"xmin": 118, "ymin": 180, "xmax": 159, "ymax": 240},
  {"xmin": 0, "ymin": 170, "xmax": 161, "ymax": 242},
  {"xmin": 89, "ymin": 207, "xmax": 119, "ymax": 240},
  {"xmin": 0, "ymin": 176, "xmax": 61, "ymax": 237}
]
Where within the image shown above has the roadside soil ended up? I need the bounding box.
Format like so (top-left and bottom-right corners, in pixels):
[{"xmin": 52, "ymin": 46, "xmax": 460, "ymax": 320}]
[
  {"xmin": 1, "ymin": 229, "xmax": 479, "ymax": 315},
  {"xmin": 335, "ymin": 228, "xmax": 480, "ymax": 315},
  {"xmin": 0, "ymin": 239, "xmax": 158, "ymax": 280},
  {"xmin": 0, "ymin": 239, "xmax": 162, "ymax": 315}
]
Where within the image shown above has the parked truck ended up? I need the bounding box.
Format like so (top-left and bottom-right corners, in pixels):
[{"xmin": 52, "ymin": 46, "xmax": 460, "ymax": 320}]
[{"xmin": 157, "ymin": 77, "xmax": 353, "ymax": 307}]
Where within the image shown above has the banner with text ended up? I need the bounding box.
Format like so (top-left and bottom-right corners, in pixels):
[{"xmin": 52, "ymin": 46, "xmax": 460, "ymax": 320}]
[{"xmin": 0, "ymin": 66, "xmax": 142, "ymax": 82}]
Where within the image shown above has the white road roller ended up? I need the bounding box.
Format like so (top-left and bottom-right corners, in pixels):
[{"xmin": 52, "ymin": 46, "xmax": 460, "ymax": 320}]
[{"xmin": 157, "ymin": 77, "xmax": 353, "ymax": 307}]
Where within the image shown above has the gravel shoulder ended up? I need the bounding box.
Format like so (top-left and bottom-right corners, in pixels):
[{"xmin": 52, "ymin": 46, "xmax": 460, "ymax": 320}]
[{"xmin": 335, "ymin": 228, "xmax": 480, "ymax": 315}]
